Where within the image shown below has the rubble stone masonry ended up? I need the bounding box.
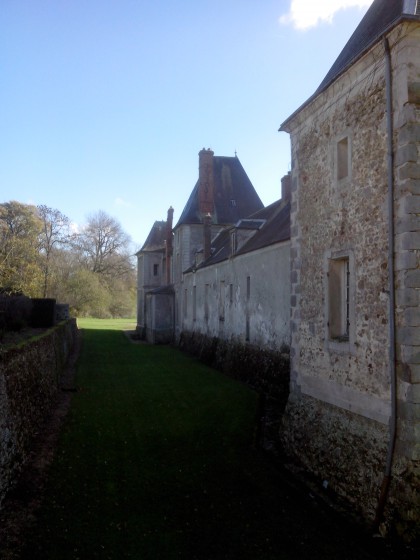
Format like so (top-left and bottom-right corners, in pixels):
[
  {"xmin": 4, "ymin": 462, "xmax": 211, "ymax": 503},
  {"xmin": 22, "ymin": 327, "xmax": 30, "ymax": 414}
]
[
  {"xmin": 280, "ymin": 23, "xmax": 420, "ymax": 543},
  {"xmin": 0, "ymin": 319, "xmax": 77, "ymax": 509}
]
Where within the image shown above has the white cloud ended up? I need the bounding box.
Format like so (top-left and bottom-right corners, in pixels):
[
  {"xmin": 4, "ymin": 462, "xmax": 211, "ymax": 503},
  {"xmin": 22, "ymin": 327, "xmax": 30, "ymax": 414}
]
[
  {"xmin": 114, "ymin": 197, "xmax": 132, "ymax": 208},
  {"xmin": 279, "ymin": 0, "xmax": 373, "ymax": 31}
]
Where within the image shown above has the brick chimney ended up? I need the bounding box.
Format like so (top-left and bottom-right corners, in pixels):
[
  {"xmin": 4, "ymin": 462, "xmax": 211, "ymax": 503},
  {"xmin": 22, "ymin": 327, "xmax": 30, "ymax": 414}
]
[
  {"xmin": 281, "ymin": 172, "xmax": 291, "ymax": 201},
  {"xmin": 199, "ymin": 148, "xmax": 215, "ymax": 216},
  {"xmin": 165, "ymin": 206, "xmax": 174, "ymax": 284}
]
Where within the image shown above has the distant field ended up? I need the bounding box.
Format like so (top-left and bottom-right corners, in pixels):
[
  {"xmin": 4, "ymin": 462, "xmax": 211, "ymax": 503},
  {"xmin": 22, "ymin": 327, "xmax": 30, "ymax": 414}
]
[{"xmin": 76, "ymin": 317, "xmax": 136, "ymax": 331}]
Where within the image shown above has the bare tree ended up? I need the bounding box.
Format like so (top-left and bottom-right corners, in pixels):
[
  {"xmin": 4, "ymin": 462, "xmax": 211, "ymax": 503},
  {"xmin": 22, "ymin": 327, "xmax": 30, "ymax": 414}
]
[
  {"xmin": 75, "ymin": 210, "xmax": 133, "ymax": 280},
  {"xmin": 37, "ymin": 205, "xmax": 71, "ymax": 297}
]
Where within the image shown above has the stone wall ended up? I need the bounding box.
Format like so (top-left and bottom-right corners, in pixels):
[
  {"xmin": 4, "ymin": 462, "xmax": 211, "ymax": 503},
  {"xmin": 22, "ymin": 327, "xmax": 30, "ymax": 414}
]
[
  {"xmin": 280, "ymin": 23, "xmax": 420, "ymax": 543},
  {"xmin": 0, "ymin": 319, "xmax": 77, "ymax": 508},
  {"xmin": 390, "ymin": 22, "xmax": 420, "ymax": 543},
  {"xmin": 179, "ymin": 330, "xmax": 290, "ymax": 453}
]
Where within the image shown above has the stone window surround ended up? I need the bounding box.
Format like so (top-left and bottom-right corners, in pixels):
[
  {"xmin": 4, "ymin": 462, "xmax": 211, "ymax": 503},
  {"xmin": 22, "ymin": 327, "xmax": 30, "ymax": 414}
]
[
  {"xmin": 333, "ymin": 130, "xmax": 352, "ymax": 188},
  {"xmin": 324, "ymin": 248, "xmax": 356, "ymax": 355}
]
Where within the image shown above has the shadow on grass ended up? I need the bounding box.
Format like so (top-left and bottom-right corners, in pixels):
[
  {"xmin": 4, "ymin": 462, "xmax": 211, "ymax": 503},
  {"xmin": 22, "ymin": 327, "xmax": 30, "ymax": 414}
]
[{"xmin": 17, "ymin": 322, "xmax": 407, "ymax": 560}]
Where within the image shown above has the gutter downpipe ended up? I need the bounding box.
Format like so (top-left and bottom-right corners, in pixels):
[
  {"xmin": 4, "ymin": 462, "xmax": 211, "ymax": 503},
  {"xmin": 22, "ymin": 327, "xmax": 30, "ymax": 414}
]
[{"xmin": 373, "ymin": 36, "xmax": 398, "ymax": 533}]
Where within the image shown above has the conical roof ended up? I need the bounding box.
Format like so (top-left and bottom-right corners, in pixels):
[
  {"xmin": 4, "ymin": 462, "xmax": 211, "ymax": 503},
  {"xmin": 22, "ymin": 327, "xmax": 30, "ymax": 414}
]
[{"xmin": 175, "ymin": 156, "xmax": 263, "ymax": 228}]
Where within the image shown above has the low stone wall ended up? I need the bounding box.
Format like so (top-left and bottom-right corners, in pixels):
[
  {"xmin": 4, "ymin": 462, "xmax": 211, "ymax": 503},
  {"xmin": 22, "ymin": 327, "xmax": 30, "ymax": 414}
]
[
  {"xmin": 280, "ymin": 393, "xmax": 388, "ymax": 517},
  {"xmin": 0, "ymin": 319, "xmax": 77, "ymax": 508},
  {"xmin": 179, "ymin": 331, "xmax": 290, "ymax": 452},
  {"xmin": 280, "ymin": 393, "xmax": 420, "ymax": 544}
]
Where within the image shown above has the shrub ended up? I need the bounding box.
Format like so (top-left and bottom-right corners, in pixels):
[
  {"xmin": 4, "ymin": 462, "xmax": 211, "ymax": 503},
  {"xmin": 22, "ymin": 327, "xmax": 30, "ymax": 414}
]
[{"xmin": 0, "ymin": 293, "xmax": 33, "ymax": 332}]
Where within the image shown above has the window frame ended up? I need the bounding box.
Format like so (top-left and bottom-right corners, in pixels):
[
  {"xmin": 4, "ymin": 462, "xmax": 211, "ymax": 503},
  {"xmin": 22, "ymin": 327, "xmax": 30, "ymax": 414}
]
[
  {"xmin": 325, "ymin": 250, "xmax": 355, "ymax": 353},
  {"xmin": 334, "ymin": 131, "xmax": 352, "ymax": 187}
]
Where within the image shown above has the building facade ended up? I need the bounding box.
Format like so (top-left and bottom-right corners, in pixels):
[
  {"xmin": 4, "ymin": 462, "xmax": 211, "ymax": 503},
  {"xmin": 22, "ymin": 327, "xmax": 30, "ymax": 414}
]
[
  {"xmin": 279, "ymin": 0, "xmax": 420, "ymax": 541},
  {"xmin": 136, "ymin": 0, "xmax": 420, "ymax": 542},
  {"xmin": 181, "ymin": 195, "xmax": 290, "ymax": 351}
]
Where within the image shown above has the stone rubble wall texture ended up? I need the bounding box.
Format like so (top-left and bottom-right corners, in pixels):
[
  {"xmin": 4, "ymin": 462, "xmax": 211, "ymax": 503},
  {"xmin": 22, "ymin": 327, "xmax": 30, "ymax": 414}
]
[
  {"xmin": 0, "ymin": 319, "xmax": 77, "ymax": 509},
  {"xmin": 280, "ymin": 23, "xmax": 419, "ymax": 543}
]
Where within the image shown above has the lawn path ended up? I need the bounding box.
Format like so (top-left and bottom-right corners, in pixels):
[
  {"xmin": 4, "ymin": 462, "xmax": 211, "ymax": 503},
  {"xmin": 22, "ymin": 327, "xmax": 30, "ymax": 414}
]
[{"xmin": 18, "ymin": 320, "xmax": 395, "ymax": 559}]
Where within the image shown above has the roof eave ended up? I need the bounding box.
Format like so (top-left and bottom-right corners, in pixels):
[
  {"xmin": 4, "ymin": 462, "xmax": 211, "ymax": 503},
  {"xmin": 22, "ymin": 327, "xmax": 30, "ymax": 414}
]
[{"xmin": 279, "ymin": 14, "xmax": 414, "ymax": 133}]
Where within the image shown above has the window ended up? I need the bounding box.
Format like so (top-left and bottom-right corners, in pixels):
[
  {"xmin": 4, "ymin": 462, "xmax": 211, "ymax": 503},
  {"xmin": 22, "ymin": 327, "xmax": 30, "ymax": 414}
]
[
  {"xmin": 219, "ymin": 281, "xmax": 225, "ymax": 321},
  {"xmin": 229, "ymin": 283, "xmax": 233, "ymax": 305},
  {"xmin": 193, "ymin": 286, "xmax": 197, "ymax": 321},
  {"xmin": 183, "ymin": 289, "xmax": 188, "ymax": 318},
  {"xmin": 328, "ymin": 257, "xmax": 350, "ymax": 341},
  {"xmin": 336, "ymin": 135, "xmax": 351, "ymax": 182},
  {"xmin": 153, "ymin": 263, "xmax": 159, "ymax": 276}
]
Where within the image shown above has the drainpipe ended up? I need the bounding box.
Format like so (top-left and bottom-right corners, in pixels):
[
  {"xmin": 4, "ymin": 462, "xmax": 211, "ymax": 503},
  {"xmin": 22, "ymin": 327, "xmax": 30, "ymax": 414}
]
[
  {"xmin": 373, "ymin": 36, "xmax": 397, "ymax": 533},
  {"xmin": 165, "ymin": 206, "xmax": 174, "ymax": 285}
]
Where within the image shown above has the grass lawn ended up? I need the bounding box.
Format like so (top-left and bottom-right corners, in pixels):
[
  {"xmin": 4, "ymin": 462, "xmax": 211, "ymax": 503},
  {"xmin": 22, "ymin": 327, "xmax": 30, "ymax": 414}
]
[{"xmin": 20, "ymin": 319, "xmax": 381, "ymax": 560}]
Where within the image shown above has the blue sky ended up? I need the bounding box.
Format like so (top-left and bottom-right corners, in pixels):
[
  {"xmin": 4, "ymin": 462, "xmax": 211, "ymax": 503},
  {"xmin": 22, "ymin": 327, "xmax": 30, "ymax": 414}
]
[{"xmin": 0, "ymin": 0, "xmax": 373, "ymax": 250}]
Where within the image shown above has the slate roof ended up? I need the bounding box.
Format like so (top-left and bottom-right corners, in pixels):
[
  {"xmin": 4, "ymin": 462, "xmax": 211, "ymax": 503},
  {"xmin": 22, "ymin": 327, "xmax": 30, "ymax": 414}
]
[
  {"xmin": 175, "ymin": 156, "xmax": 263, "ymax": 228},
  {"xmin": 237, "ymin": 200, "xmax": 290, "ymax": 255},
  {"xmin": 138, "ymin": 220, "xmax": 166, "ymax": 253},
  {"xmin": 192, "ymin": 199, "xmax": 290, "ymax": 270},
  {"xmin": 280, "ymin": 0, "xmax": 420, "ymax": 130},
  {"xmin": 146, "ymin": 284, "xmax": 175, "ymax": 295},
  {"xmin": 316, "ymin": 0, "xmax": 419, "ymax": 94}
]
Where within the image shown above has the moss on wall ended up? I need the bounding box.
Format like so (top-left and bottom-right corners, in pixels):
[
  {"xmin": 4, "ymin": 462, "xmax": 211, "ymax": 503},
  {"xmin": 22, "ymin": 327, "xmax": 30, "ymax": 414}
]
[{"xmin": 0, "ymin": 319, "xmax": 77, "ymax": 508}]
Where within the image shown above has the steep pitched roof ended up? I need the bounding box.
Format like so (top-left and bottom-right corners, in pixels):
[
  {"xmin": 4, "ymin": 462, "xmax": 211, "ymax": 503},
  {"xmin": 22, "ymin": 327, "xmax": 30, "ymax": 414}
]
[
  {"xmin": 175, "ymin": 156, "xmax": 263, "ymax": 228},
  {"xmin": 138, "ymin": 220, "xmax": 166, "ymax": 253},
  {"xmin": 193, "ymin": 198, "xmax": 290, "ymax": 269},
  {"xmin": 316, "ymin": 0, "xmax": 419, "ymax": 95},
  {"xmin": 237, "ymin": 200, "xmax": 290, "ymax": 255},
  {"xmin": 280, "ymin": 0, "xmax": 420, "ymax": 130}
]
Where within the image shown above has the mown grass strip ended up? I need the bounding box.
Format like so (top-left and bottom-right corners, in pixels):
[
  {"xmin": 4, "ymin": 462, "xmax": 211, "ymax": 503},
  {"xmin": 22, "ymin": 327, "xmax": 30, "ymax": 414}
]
[{"xmin": 21, "ymin": 319, "xmax": 376, "ymax": 560}]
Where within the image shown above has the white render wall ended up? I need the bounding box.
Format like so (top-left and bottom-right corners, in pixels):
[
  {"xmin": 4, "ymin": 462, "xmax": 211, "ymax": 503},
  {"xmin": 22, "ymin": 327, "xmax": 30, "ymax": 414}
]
[
  {"xmin": 181, "ymin": 241, "xmax": 290, "ymax": 350},
  {"xmin": 136, "ymin": 251, "xmax": 165, "ymax": 331}
]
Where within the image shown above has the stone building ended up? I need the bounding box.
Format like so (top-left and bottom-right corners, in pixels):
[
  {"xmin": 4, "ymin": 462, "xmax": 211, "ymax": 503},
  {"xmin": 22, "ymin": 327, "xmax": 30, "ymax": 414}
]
[
  {"xmin": 136, "ymin": 149, "xmax": 276, "ymax": 344},
  {"xmin": 136, "ymin": 209, "xmax": 174, "ymax": 343},
  {"xmin": 136, "ymin": 0, "xmax": 420, "ymax": 542},
  {"xmin": 180, "ymin": 179, "xmax": 290, "ymax": 351},
  {"xmin": 279, "ymin": 0, "xmax": 420, "ymax": 541}
]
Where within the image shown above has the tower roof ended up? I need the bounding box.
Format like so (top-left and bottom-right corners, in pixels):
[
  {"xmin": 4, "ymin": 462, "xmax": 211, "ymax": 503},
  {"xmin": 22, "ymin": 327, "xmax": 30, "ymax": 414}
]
[
  {"xmin": 175, "ymin": 155, "xmax": 263, "ymax": 228},
  {"xmin": 137, "ymin": 220, "xmax": 166, "ymax": 253}
]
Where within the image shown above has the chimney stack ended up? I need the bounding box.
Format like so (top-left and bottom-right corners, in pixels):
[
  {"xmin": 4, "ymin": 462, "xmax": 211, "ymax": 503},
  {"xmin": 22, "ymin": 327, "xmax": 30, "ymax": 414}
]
[
  {"xmin": 281, "ymin": 172, "xmax": 291, "ymax": 201},
  {"xmin": 199, "ymin": 148, "xmax": 215, "ymax": 216},
  {"xmin": 165, "ymin": 206, "xmax": 174, "ymax": 284}
]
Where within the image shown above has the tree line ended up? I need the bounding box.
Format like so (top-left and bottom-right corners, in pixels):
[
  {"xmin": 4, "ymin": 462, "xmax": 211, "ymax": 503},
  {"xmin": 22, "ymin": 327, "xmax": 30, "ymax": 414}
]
[{"xmin": 0, "ymin": 201, "xmax": 136, "ymax": 318}]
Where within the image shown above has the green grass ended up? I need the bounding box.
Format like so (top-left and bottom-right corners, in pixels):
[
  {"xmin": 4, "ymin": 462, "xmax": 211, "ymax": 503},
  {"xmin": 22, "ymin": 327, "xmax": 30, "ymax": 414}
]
[
  {"xmin": 76, "ymin": 317, "xmax": 136, "ymax": 331},
  {"xmin": 21, "ymin": 319, "xmax": 376, "ymax": 560}
]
